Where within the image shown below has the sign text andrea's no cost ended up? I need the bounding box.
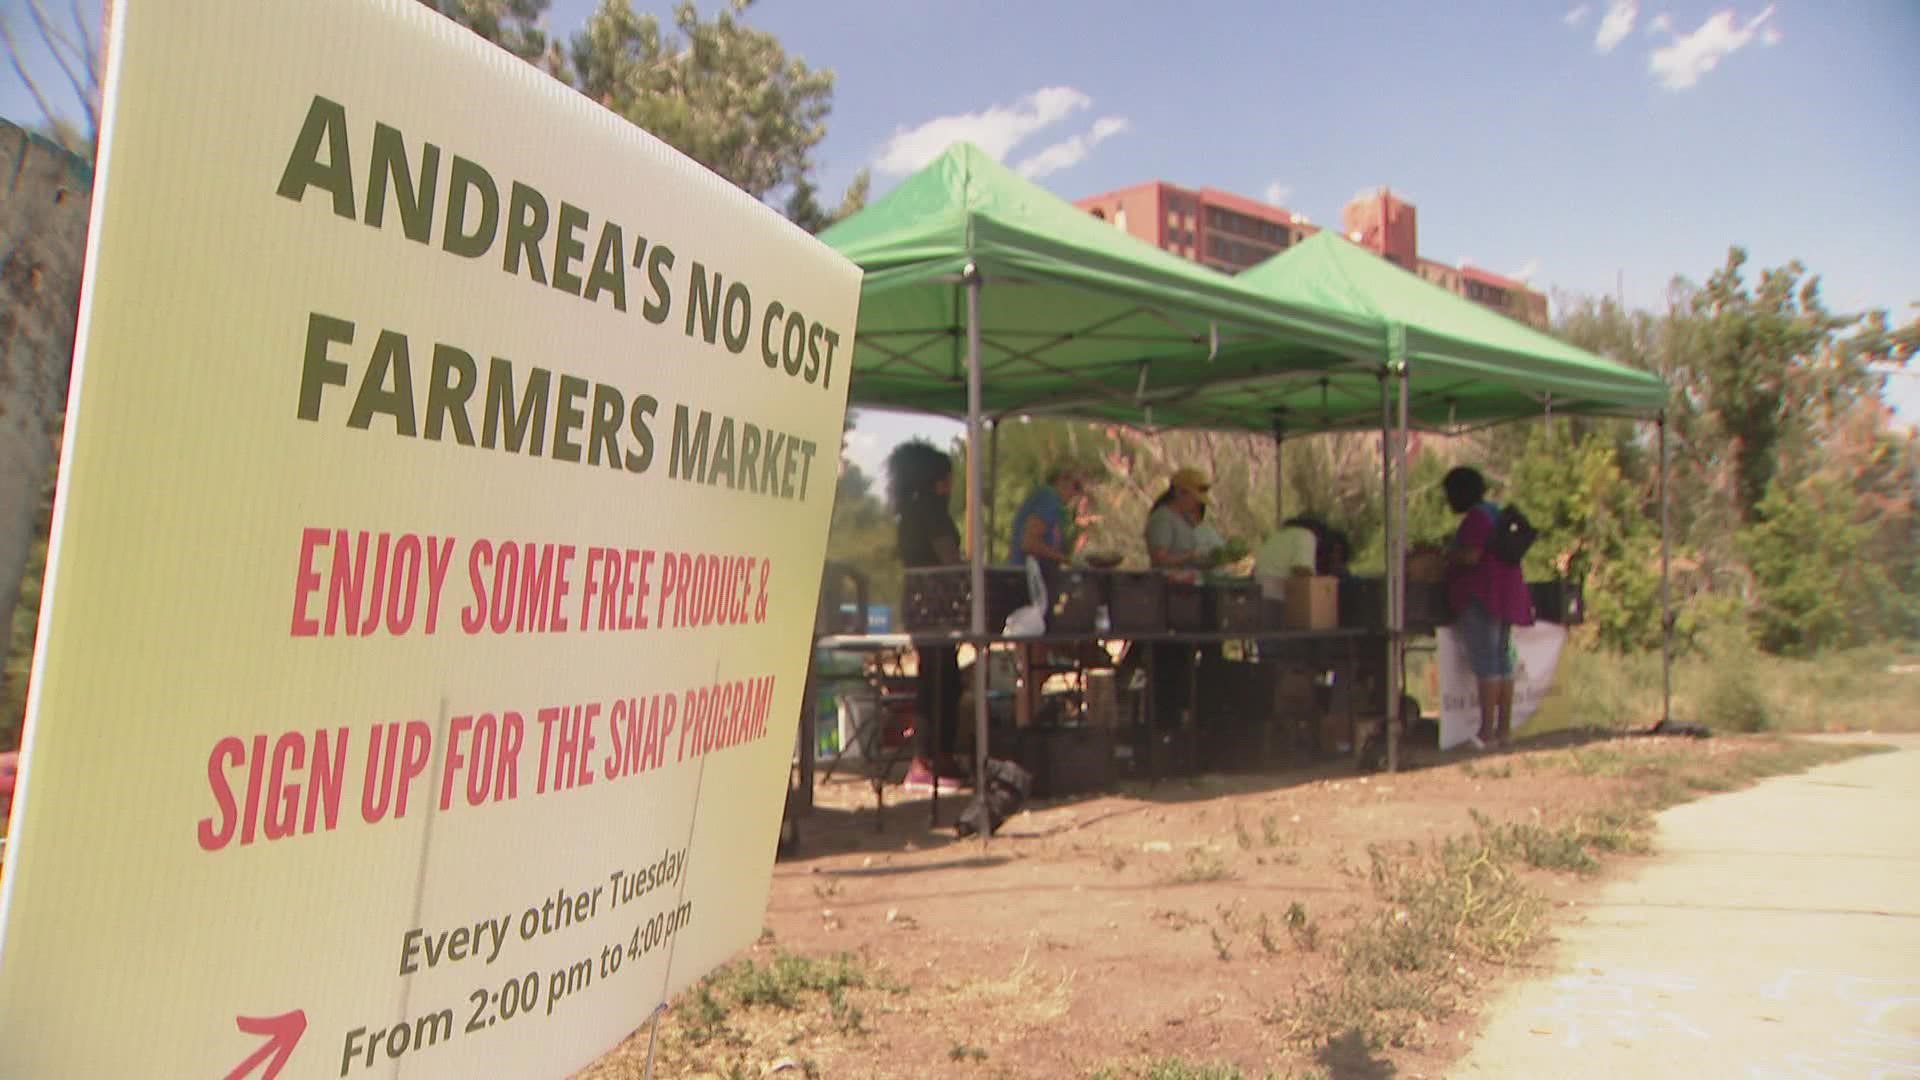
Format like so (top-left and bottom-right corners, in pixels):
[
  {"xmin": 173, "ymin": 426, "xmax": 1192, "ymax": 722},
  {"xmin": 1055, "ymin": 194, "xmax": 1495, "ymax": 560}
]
[{"xmin": 283, "ymin": 94, "xmax": 844, "ymax": 502}]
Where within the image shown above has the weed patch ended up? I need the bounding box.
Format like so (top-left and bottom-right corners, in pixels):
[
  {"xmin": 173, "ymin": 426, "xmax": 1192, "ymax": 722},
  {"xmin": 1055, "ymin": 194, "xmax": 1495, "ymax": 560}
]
[
  {"xmin": 1276, "ymin": 829, "xmax": 1546, "ymax": 1050},
  {"xmin": 1142, "ymin": 1059, "xmax": 1245, "ymax": 1080},
  {"xmin": 1468, "ymin": 806, "xmax": 1650, "ymax": 873},
  {"xmin": 667, "ymin": 949, "xmax": 900, "ymax": 1063},
  {"xmin": 1162, "ymin": 847, "xmax": 1235, "ymax": 885},
  {"xmin": 1283, "ymin": 901, "xmax": 1321, "ymax": 952}
]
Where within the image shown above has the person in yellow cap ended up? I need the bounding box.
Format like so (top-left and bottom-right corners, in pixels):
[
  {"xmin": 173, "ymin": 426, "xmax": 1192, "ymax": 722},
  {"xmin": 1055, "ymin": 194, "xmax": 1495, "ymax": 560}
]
[
  {"xmin": 1146, "ymin": 466, "xmax": 1213, "ymax": 570},
  {"xmin": 1139, "ymin": 466, "xmax": 1214, "ymax": 731}
]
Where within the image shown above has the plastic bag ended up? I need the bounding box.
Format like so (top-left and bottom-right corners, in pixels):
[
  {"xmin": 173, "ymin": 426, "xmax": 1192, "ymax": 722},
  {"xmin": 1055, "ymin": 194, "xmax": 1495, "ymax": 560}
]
[{"xmin": 1002, "ymin": 557, "xmax": 1048, "ymax": 637}]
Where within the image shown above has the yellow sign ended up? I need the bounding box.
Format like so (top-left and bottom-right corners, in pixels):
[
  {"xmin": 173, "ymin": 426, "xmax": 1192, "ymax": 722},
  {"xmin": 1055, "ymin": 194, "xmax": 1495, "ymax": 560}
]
[{"xmin": 0, "ymin": 2, "xmax": 859, "ymax": 1077}]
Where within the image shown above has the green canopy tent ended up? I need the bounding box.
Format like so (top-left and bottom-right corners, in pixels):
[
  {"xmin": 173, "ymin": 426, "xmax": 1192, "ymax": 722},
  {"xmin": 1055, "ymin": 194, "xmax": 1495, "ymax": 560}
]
[
  {"xmin": 1155, "ymin": 231, "xmax": 1667, "ymax": 433},
  {"xmin": 819, "ymin": 143, "xmax": 1384, "ymax": 425},
  {"xmin": 820, "ymin": 151, "xmax": 1673, "ymax": 779},
  {"xmin": 818, "ymin": 143, "xmax": 1385, "ymax": 787},
  {"xmin": 1209, "ymin": 233, "xmax": 1673, "ymax": 765}
]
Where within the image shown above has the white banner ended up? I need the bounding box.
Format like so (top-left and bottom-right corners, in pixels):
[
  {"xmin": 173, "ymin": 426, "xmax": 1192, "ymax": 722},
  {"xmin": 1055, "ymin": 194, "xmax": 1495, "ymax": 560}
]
[
  {"xmin": 1436, "ymin": 623, "xmax": 1569, "ymax": 749},
  {"xmin": 0, "ymin": 3, "xmax": 860, "ymax": 1077}
]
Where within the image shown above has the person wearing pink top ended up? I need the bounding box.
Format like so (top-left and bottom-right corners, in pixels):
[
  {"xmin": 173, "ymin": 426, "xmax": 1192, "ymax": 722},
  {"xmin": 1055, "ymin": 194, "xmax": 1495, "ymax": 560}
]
[{"xmin": 1443, "ymin": 467, "xmax": 1535, "ymax": 749}]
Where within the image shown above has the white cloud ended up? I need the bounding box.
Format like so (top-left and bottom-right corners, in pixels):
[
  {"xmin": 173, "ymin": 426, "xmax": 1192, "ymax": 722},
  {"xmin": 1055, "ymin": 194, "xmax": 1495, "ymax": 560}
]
[
  {"xmin": 1649, "ymin": 5, "xmax": 1776, "ymax": 90},
  {"xmin": 1647, "ymin": 12, "xmax": 1672, "ymax": 35},
  {"xmin": 1564, "ymin": 4, "xmax": 1592, "ymax": 26},
  {"xmin": 1013, "ymin": 115, "xmax": 1130, "ymax": 179},
  {"xmin": 874, "ymin": 87, "xmax": 1093, "ymax": 175},
  {"xmin": 1510, "ymin": 259, "xmax": 1542, "ymax": 282},
  {"xmin": 1595, "ymin": 0, "xmax": 1638, "ymax": 52},
  {"xmin": 1761, "ymin": 24, "xmax": 1783, "ymax": 46},
  {"xmin": 1262, "ymin": 181, "xmax": 1293, "ymax": 207}
]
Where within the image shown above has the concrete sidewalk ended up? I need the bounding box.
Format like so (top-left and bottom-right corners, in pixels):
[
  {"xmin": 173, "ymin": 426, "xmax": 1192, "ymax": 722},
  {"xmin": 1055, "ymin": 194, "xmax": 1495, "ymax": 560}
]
[{"xmin": 1453, "ymin": 735, "xmax": 1920, "ymax": 1078}]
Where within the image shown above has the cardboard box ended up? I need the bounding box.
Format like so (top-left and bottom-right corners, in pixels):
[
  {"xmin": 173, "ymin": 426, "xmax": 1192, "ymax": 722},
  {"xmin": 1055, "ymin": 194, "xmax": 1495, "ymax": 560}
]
[
  {"xmin": 1283, "ymin": 575, "xmax": 1340, "ymax": 630},
  {"xmin": 1406, "ymin": 550, "xmax": 1447, "ymax": 583}
]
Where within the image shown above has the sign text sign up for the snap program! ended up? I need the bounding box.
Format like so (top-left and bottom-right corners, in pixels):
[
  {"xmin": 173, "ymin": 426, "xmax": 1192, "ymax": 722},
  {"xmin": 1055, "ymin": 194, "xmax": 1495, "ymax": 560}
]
[{"xmin": 0, "ymin": 2, "xmax": 860, "ymax": 1077}]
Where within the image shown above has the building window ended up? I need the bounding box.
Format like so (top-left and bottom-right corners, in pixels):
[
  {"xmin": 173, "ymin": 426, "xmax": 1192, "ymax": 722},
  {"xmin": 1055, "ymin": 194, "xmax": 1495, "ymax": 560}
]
[{"xmin": 1090, "ymin": 208, "xmax": 1106, "ymax": 221}]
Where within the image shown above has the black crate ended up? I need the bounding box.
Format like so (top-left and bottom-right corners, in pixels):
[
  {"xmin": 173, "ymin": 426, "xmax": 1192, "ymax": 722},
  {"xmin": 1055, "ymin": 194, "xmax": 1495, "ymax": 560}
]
[
  {"xmin": 1120, "ymin": 725, "xmax": 1198, "ymax": 779},
  {"xmin": 1205, "ymin": 581, "xmax": 1263, "ymax": 633},
  {"xmin": 1337, "ymin": 577, "xmax": 1450, "ymax": 630},
  {"xmin": 1261, "ymin": 596, "xmax": 1288, "ymax": 631},
  {"xmin": 1339, "ymin": 577, "xmax": 1386, "ymax": 629},
  {"xmin": 901, "ymin": 566, "xmax": 1030, "ymax": 633},
  {"xmin": 1017, "ymin": 726, "xmax": 1116, "ymax": 798},
  {"xmin": 1197, "ymin": 656, "xmax": 1272, "ymax": 730},
  {"xmin": 1529, "ymin": 580, "xmax": 1585, "ymax": 626},
  {"xmin": 1047, "ymin": 568, "xmax": 1109, "ymax": 633},
  {"xmin": 1200, "ymin": 727, "xmax": 1272, "ymax": 773},
  {"xmin": 1166, "ymin": 581, "xmax": 1206, "ymax": 631},
  {"xmin": 1405, "ymin": 581, "xmax": 1452, "ymax": 630},
  {"xmin": 1108, "ymin": 571, "xmax": 1167, "ymax": 633}
]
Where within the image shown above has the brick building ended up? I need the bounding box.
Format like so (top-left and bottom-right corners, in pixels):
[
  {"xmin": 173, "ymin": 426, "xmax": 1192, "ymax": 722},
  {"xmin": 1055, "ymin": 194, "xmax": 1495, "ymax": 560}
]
[
  {"xmin": 1348, "ymin": 188, "xmax": 1550, "ymax": 327},
  {"xmin": 1074, "ymin": 181, "xmax": 1549, "ymax": 327},
  {"xmin": 1073, "ymin": 180, "xmax": 1319, "ymax": 274}
]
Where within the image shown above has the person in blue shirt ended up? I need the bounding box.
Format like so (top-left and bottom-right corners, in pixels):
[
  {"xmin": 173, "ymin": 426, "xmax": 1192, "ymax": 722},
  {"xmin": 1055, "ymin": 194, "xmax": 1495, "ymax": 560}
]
[
  {"xmin": 1005, "ymin": 466, "xmax": 1093, "ymax": 728},
  {"xmin": 1007, "ymin": 466, "xmax": 1088, "ymax": 569}
]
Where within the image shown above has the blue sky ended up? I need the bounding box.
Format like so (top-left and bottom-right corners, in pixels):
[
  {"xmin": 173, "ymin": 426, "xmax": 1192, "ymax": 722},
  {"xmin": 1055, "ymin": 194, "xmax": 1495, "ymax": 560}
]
[{"xmin": 6, "ymin": 1, "xmax": 1916, "ymax": 477}]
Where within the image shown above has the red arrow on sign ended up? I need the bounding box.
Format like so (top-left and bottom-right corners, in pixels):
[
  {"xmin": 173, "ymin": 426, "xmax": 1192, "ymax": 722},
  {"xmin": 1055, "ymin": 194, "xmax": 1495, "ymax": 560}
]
[{"xmin": 224, "ymin": 1009, "xmax": 306, "ymax": 1080}]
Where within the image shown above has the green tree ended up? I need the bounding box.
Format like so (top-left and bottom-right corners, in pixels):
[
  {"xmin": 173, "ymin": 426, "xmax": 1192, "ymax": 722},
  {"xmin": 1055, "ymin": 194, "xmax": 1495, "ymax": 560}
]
[
  {"xmin": 1503, "ymin": 424, "xmax": 1674, "ymax": 651},
  {"xmin": 1683, "ymin": 248, "xmax": 1905, "ymax": 523},
  {"xmin": 570, "ymin": 0, "xmax": 834, "ymax": 200},
  {"xmin": 784, "ymin": 168, "xmax": 869, "ymax": 234},
  {"xmin": 1555, "ymin": 266, "xmax": 1919, "ymax": 655},
  {"xmin": 823, "ymin": 462, "xmax": 900, "ymax": 613},
  {"xmin": 422, "ymin": 0, "xmax": 864, "ymax": 218},
  {"xmin": 1741, "ymin": 471, "xmax": 1911, "ymax": 655},
  {"xmin": 419, "ymin": 0, "xmax": 562, "ymax": 68}
]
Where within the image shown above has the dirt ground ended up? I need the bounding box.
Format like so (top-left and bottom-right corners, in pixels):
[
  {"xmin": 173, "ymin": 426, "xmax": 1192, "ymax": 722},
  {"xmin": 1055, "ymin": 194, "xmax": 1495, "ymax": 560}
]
[{"xmin": 581, "ymin": 730, "xmax": 1722, "ymax": 1080}]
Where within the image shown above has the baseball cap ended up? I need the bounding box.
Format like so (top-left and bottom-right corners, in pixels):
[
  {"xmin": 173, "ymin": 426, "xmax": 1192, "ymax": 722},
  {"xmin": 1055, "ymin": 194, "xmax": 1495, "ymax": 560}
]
[{"xmin": 1169, "ymin": 467, "xmax": 1211, "ymax": 503}]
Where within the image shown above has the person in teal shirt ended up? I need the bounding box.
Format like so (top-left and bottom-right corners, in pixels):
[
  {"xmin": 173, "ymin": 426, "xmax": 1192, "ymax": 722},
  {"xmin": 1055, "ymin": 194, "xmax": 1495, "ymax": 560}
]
[{"xmin": 1007, "ymin": 466, "xmax": 1087, "ymax": 569}]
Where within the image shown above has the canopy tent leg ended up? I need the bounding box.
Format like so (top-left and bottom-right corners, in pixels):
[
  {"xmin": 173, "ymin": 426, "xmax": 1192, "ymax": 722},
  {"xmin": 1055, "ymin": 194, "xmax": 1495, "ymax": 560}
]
[
  {"xmin": 1378, "ymin": 369, "xmax": 1398, "ymax": 772},
  {"xmin": 987, "ymin": 418, "xmax": 1001, "ymax": 552},
  {"xmin": 964, "ymin": 267, "xmax": 990, "ymax": 816},
  {"xmin": 1659, "ymin": 414, "xmax": 1672, "ymax": 728},
  {"xmin": 1389, "ymin": 362, "xmax": 1409, "ymax": 773},
  {"xmin": 1272, "ymin": 416, "xmax": 1286, "ymax": 525}
]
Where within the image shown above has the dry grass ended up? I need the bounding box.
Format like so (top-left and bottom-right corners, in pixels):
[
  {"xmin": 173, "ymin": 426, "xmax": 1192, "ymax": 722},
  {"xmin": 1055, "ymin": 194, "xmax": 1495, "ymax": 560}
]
[
  {"xmin": 945, "ymin": 948, "xmax": 1078, "ymax": 1026},
  {"xmin": 580, "ymin": 949, "xmax": 906, "ymax": 1080},
  {"xmin": 1268, "ymin": 734, "xmax": 1879, "ymax": 1054},
  {"xmin": 1523, "ymin": 641, "xmax": 1920, "ymax": 738}
]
